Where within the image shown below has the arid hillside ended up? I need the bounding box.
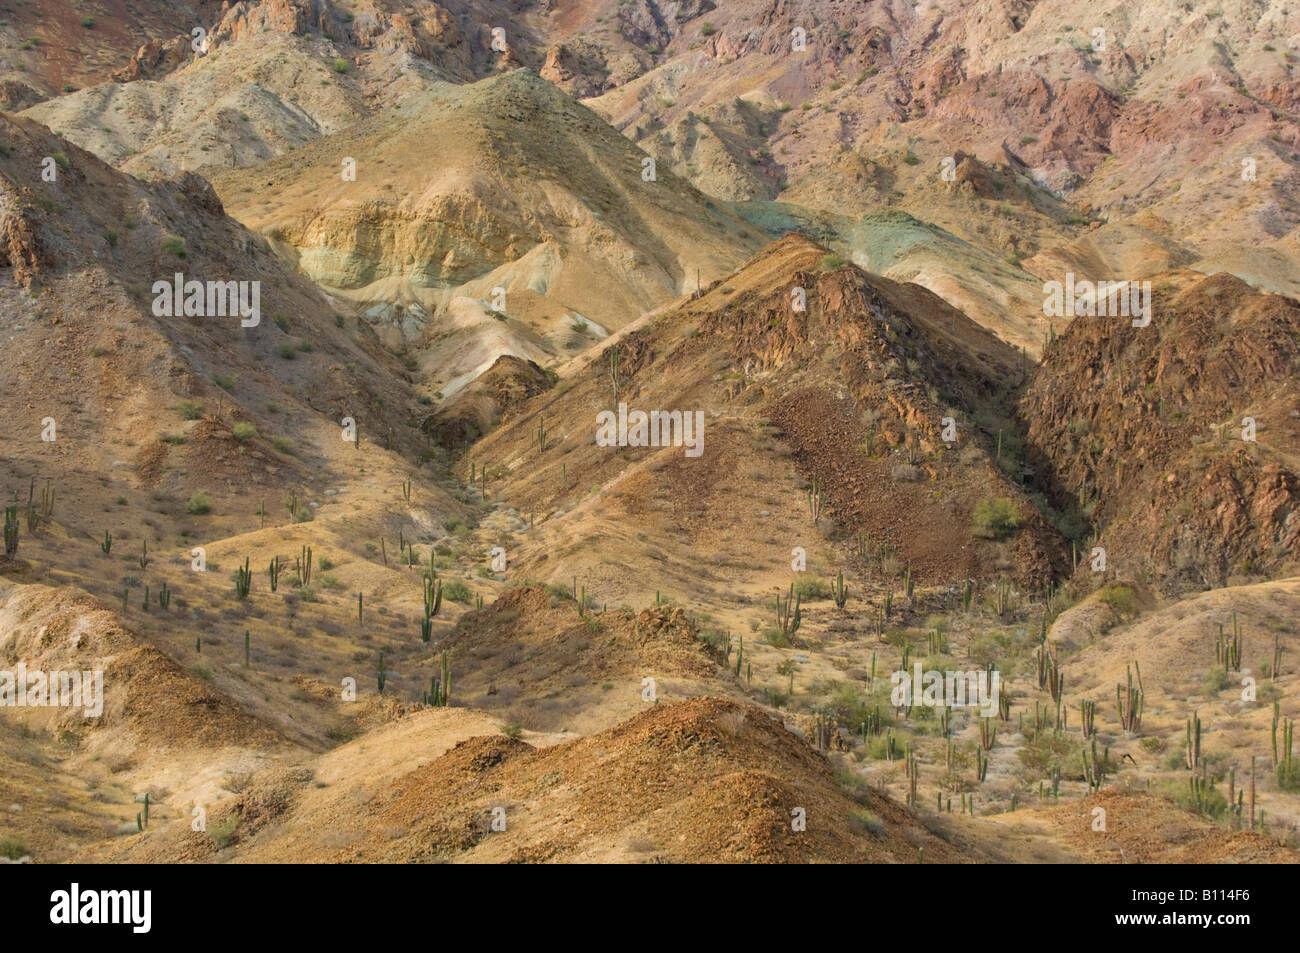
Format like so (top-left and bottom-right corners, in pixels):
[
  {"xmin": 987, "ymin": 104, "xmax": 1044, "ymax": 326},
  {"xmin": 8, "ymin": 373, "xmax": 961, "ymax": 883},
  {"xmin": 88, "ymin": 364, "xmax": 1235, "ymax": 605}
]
[{"xmin": 2, "ymin": 0, "xmax": 1300, "ymax": 870}]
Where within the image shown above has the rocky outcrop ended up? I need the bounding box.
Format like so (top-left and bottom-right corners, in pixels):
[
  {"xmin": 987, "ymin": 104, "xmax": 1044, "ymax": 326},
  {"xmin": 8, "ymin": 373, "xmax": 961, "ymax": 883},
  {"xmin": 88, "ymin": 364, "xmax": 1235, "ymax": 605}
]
[{"xmin": 1022, "ymin": 272, "xmax": 1300, "ymax": 591}]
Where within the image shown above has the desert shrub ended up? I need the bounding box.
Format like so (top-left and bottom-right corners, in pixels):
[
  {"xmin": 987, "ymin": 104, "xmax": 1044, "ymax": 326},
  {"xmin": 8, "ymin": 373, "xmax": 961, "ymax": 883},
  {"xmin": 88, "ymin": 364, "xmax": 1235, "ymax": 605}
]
[
  {"xmin": 208, "ymin": 815, "xmax": 238, "ymax": 848},
  {"xmin": 1278, "ymin": 759, "xmax": 1300, "ymax": 792},
  {"xmin": 0, "ymin": 835, "xmax": 27, "ymax": 859},
  {"xmin": 187, "ymin": 493, "xmax": 211, "ymax": 515},
  {"xmin": 1096, "ymin": 583, "xmax": 1137, "ymax": 618},
  {"xmin": 232, "ymin": 422, "xmax": 257, "ymax": 441},
  {"xmin": 1201, "ymin": 666, "xmax": 1230, "ymax": 695},
  {"xmin": 177, "ymin": 399, "xmax": 204, "ymax": 420},
  {"xmin": 1168, "ymin": 779, "xmax": 1228, "ymax": 818},
  {"xmin": 161, "ymin": 235, "xmax": 186, "ymax": 258},
  {"xmin": 794, "ymin": 577, "xmax": 829, "ymax": 600},
  {"xmin": 972, "ymin": 497, "xmax": 1021, "ymax": 539},
  {"xmin": 442, "ymin": 579, "xmax": 472, "ymax": 604}
]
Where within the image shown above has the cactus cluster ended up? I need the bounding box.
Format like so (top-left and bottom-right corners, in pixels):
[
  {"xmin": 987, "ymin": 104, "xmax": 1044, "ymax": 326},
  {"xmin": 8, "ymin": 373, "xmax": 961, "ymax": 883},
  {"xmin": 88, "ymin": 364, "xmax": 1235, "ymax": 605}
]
[
  {"xmin": 1116, "ymin": 662, "xmax": 1143, "ymax": 732},
  {"xmin": 806, "ymin": 475, "xmax": 824, "ymax": 525},
  {"xmin": 1080, "ymin": 699, "xmax": 1096, "ymax": 739},
  {"xmin": 1216, "ymin": 613, "xmax": 1242, "ymax": 672},
  {"xmin": 234, "ymin": 557, "xmax": 252, "ymax": 599},
  {"xmin": 830, "ymin": 569, "xmax": 848, "ymax": 609},
  {"xmin": 775, "ymin": 584, "xmax": 801, "ymax": 639},
  {"xmin": 421, "ymin": 573, "xmax": 443, "ymax": 643},
  {"xmin": 1081, "ymin": 738, "xmax": 1110, "ymax": 793},
  {"xmin": 1036, "ymin": 641, "xmax": 1063, "ymax": 703},
  {"xmin": 424, "ymin": 651, "xmax": 452, "ymax": 707}
]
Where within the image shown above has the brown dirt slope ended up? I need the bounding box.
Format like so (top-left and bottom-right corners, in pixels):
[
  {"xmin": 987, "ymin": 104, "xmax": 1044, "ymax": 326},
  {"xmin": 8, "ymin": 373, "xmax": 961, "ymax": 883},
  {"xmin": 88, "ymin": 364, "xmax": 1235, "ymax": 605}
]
[
  {"xmin": 1003, "ymin": 790, "xmax": 1298, "ymax": 864},
  {"xmin": 76, "ymin": 697, "xmax": 979, "ymax": 863},
  {"xmin": 0, "ymin": 581, "xmax": 284, "ymax": 754}
]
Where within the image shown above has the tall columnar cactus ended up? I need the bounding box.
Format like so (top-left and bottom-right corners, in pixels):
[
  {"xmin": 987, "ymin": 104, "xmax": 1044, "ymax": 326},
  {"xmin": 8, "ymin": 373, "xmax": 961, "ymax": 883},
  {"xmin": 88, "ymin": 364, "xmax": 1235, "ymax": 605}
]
[
  {"xmin": 962, "ymin": 578, "xmax": 974, "ymax": 612},
  {"xmin": 1186, "ymin": 711, "xmax": 1202, "ymax": 770},
  {"xmin": 1273, "ymin": 700, "xmax": 1293, "ymax": 770},
  {"xmin": 101, "ymin": 530, "xmax": 113, "ymax": 554},
  {"xmin": 1272, "ymin": 632, "xmax": 1283, "ymax": 682},
  {"xmin": 158, "ymin": 581, "xmax": 170, "ymax": 609},
  {"xmin": 421, "ymin": 581, "xmax": 442, "ymax": 643},
  {"xmin": 904, "ymin": 565, "xmax": 914, "ymax": 602},
  {"xmin": 357, "ymin": 591, "xmax": 364, "ymax": 624},
  {"xmin": 1036, "ymin": 641, "xmax": 1064, "ymax": 703},
  {"xmin": 535, "ymin": 415, "xmax": 547, "ymax": 452},
  {"xmin": 775, "ymin": 584, "xmax": 801, "ymax": 638},
  {"xmin": 1216, "ymin": 615, "xmax": 1242, "ymax": 672},
  {"xmin": 979, "ymin": 717, "xmax": 997, "ymax": 751},
  {"xmin": 806, "ymin": 475, "xmax": 824, "ymax": 525},
  {"xmin": 1116, "ymin": 662, "xmax": 1144, "ymax": 733},
  {"xmin": 377, "ymin": 650, "xmax": 386, "ymax": 695},
  {"xmin": 440, "ymin": 651, "xmax": 451, "ymax": 706},
  {"xmin": 235, "ymin": 557, "xmax": 252, "ymax": 600},
  {"xmin": 245, "ymin": 630, "xmax": 250, "ymax": 667},
  {"xmin": 1080, "ymin": 699, "xmax": 1096, "ymax": 739},
  {"xmin": 268, "ymin": 555, "xmax": 281, "ymax": 592},
  {"xmin": 139, "ymin": 539, "xmax": 149, "ymax": 570},
  {"xmin": 830, "ymin": 569, "xmax": 848, "ymax": 609},
  {"xmin": 905, "ymin": 745, "xmax": 918, "ymax": 807},
  {"xmin": 297, "ymin": 545, "xmax": 312, "ymax": 587},
  {"xmin": 3, "ymin": 504, "xmax": 18, "ymax": 559},
  {"xmin": 402, "ymin": 478, "xmax": 412, "ymax": 502},
  {"xmin": 1082, "ymin": 738, "xmax": 1107, "ymax": 793},
  {"xmin": 609, "ymin": 346, "xmax": 621, "ymax": 402}
]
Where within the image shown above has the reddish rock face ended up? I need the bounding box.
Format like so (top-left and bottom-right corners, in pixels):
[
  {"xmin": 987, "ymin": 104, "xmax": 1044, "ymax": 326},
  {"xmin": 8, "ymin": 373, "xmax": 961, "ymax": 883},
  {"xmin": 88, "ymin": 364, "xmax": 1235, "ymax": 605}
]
[{"xmin": 1023, "ymin": 273, "xmax": 1300, "ymax": 592}]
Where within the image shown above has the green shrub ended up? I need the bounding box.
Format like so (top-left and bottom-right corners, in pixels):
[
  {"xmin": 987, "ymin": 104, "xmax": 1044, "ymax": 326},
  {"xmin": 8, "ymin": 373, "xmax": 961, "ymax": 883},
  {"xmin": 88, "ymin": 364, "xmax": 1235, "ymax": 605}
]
[
  {"xmin": 331, "ymin": 57, "xmax": 350, "ymax": 73},
  {"xmin": 1096, "ymin": 583, "xmax": 1137, "ymax": 618},
  {"xmin": 177, "ymin": 399, "xmax": 205, "ymax": 420},
  {"xmin": 161, "ymin": 235, "xmax": 186, "ymax": 258},
  {"xmin": 208, "ymin": 815, "xmax": 238, "ymax": 848},
  {"xmin": 442, "ymin": 579, "xmax": 473, "ymax": 604},
  {"xmin": 972, "ymin": 497, "xmax": 1022, "ymax": 540},
  {"xmin": 232, "ymin": 422, "xmax": 257, "ymax": 441},
  {"xmin": 187, "ymin": 493, "xmax": 211, "ymax": 515},
  {"xmin": 0, "ymin": 834, "xmax": 27, "ymax": 859}
]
